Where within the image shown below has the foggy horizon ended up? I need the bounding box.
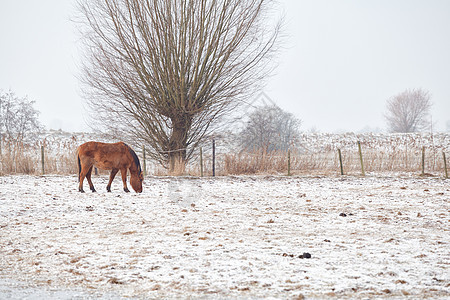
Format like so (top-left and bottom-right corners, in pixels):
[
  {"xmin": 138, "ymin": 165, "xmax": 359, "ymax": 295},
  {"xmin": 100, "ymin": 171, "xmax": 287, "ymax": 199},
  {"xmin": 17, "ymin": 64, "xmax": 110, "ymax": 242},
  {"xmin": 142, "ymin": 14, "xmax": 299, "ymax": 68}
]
[{"xmin": 1, "ymin": 0, "xmax": 449, "ymax": 133}]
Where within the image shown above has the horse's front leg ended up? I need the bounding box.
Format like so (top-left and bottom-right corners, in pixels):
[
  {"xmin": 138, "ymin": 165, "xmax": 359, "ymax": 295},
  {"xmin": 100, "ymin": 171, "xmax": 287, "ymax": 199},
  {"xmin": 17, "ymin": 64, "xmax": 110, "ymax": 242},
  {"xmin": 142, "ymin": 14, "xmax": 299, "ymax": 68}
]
[
  {"xmin": 106, "ymin": 168, "xmax": 119, "ymax": 192},
  {"xmin": 120, "ymin": 168, "xmax": 130, "ymax": 193}
]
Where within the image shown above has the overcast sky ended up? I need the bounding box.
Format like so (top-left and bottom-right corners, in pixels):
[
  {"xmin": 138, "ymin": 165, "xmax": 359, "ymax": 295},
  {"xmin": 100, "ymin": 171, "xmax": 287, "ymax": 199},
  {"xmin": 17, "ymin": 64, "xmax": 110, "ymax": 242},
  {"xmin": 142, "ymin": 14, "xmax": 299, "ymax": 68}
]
[{"xmin": 1, "ymin": 0, "xmax": 449, "ymax": 133}]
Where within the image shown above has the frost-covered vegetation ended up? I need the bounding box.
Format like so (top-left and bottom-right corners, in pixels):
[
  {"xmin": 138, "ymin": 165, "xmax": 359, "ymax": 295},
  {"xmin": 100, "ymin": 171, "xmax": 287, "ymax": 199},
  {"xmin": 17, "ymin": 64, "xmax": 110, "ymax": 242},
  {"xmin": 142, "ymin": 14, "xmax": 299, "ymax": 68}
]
[{"xmin": 0, "ymin": 130, "xmax": 449, "ymax": 176}]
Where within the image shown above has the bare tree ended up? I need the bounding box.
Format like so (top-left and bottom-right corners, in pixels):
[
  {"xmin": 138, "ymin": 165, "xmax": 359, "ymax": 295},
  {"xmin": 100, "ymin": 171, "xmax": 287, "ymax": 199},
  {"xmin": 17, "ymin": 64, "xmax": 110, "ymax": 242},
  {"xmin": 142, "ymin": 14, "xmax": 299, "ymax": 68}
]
[
  {"xmin": 239, "ymin": 105, "xmax": 300, "ymax": 152},
  {"xmin": 0, "ymin": 90, "xmax": 42, "ymax": 167},
  {"xmin": 385, "ymin": 88, "xmax": 432, "ymax": 133},
  {"xmin": 76, "ymin": 0, "xmax": 282, "ymax": 173}
]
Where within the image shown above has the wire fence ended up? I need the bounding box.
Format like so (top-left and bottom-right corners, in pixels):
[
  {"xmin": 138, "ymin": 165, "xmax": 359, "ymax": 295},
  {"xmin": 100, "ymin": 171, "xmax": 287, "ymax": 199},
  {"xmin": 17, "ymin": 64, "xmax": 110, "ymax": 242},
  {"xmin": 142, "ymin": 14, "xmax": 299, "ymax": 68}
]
[
  {"xmin": 191, "ymin": 133, "xmax": 450, "ymax": 177},
  {"xmin": 0, "ymin": 132, "xmax": 449, "ymax": 178},
  {"xmin": 199, "ymin": 143, "xmax": 449, "ymax": 177}
]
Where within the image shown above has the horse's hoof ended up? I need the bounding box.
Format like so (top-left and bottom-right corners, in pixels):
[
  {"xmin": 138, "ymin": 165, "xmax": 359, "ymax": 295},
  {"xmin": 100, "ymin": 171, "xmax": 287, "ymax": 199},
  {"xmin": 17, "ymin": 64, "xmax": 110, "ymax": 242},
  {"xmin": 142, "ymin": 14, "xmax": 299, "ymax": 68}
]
[
  {"xmin": 79, "ymin": 189, "xmax": 85, "ymax": 193},
  {"xmin": 124, "ymin": 188, "xmax": 130, "ymax": 193},
  {"xmin": 91, "ymin": 189, "xmax": 97, "ymax": 193}
]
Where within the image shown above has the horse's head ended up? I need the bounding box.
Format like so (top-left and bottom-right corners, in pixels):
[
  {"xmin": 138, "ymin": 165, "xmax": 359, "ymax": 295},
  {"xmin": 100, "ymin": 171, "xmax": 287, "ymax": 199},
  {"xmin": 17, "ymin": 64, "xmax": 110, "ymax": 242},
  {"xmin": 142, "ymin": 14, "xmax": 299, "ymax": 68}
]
[{"xmin": 130, "ymin": 171, "xmax": 144, "ymax": 193}]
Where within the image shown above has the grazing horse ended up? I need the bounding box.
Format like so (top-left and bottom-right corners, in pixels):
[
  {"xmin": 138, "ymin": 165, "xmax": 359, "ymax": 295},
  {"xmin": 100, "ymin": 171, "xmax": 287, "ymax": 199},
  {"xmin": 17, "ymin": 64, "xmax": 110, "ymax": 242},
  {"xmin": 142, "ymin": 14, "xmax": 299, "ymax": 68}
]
[{"xmin": 77, "ymin": 141, "xmax": 143, "ymax": 193}]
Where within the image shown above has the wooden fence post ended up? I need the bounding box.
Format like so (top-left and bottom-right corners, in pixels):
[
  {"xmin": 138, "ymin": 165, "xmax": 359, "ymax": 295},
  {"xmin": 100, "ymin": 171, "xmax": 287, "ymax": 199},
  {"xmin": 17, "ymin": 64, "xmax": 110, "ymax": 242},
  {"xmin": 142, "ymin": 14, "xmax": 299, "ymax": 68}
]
[
  {"xmin": 405, "ymin": 142, "xmax": 408, "ymax": 170},
  {"xmin": 357, "ymin": 141, "xmax": 365, "ymax": 176},
  {"xmin": 443, "ymin": 152, "xmax": 448, "ymax": 179},
  {"xmin": 287, "ymin": 149, "xmax": 291, "ymax": 176},
  {"xmin": 212, "ymin": 139, "xmax": 215, "ymax": 177},
  {"xmin": 338, "ymin": 148, "xmax": 344, "ymax": 175},
  {"xmin": 41, "ymin": 145, "xmax": 45, "ymax": 175},
  {"xmin": 200, "ymin": 147, "xmax": 204, "ymax": 177},
  {"xmin": 142, "ymin": 145, "xmax": 147, "ymax": 176},
  {"xmin": 421, "ymin": 146, "xmax": 425, "ymax": 176}
]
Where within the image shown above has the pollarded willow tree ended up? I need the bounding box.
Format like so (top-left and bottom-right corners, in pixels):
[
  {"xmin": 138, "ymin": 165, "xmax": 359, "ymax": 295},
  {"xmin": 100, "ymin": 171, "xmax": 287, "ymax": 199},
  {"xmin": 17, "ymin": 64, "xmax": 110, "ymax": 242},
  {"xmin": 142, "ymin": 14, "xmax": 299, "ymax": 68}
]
[{"xmin": 77, "ymin": 0, "xmax": 282, "ymax": 173}]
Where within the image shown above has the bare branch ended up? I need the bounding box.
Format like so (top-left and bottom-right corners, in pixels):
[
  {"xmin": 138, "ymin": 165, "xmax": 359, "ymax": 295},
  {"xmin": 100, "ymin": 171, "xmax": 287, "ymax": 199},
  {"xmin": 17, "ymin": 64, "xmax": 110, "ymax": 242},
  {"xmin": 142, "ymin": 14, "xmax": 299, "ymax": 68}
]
[
  {"xmin": 76, "ymin": 0, "xmax": 282, "ymax": 172},
  {"xmin": 385, "ymin": 88, "xmax": 432, "ymax": 133}
]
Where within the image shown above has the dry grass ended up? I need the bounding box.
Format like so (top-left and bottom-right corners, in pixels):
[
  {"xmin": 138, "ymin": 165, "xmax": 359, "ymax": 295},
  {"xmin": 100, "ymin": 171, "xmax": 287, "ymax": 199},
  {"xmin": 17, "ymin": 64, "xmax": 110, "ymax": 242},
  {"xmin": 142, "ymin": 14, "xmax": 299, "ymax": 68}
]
[
  {"xmin": 1, "ymin": 133, "xmax": 449, "ymax": 177},
  {"xmin": 0, "ymin": 152, "xmax": 37, "ymax": 175},
  {"xmin": 222, "ymin": 151, "xmax": 288, "ymax": 175},
  {"xmin": 190, "ymin": 145, "xmax": 448, "ymax": 177},
  {"xmin": 0, "ymin": 138, "xmax": 79, "ymax": 175}
]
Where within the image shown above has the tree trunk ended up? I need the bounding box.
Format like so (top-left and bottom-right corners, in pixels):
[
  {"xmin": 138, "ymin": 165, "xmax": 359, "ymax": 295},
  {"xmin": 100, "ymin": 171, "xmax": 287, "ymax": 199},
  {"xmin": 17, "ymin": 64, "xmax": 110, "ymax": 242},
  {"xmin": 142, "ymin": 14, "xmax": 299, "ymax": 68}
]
[
  {"xmin": 168, "ymin": 150, "xmax": 186, "ymax": 175},
  {"xmin": 168, "ymin": 116, "xmax": 191, "ymax": 175}
]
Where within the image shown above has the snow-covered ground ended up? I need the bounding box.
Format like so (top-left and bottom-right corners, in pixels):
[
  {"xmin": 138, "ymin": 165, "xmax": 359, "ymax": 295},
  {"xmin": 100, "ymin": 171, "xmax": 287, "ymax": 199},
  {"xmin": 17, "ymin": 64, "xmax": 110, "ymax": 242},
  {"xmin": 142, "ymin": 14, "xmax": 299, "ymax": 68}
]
[{"xmin": 0, "ymin": 174, "xmax": 448, "ymax": 299}]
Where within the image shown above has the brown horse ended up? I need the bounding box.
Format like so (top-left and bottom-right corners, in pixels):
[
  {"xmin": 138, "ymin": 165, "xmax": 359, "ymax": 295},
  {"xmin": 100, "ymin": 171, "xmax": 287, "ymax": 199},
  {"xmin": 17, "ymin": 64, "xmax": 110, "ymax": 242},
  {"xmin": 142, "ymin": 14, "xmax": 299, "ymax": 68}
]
[{"xmin": 77, "ymin": 141, "xmax": 143, "ymax": 193}]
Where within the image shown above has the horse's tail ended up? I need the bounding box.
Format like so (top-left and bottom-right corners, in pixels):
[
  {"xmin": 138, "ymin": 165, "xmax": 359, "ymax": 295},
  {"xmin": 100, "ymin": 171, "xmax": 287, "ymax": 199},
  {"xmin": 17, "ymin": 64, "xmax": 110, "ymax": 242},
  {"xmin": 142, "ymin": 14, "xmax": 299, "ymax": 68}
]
[{"xmin": 77, "ymin": 151, "xmax": 81, "ymax": 182}]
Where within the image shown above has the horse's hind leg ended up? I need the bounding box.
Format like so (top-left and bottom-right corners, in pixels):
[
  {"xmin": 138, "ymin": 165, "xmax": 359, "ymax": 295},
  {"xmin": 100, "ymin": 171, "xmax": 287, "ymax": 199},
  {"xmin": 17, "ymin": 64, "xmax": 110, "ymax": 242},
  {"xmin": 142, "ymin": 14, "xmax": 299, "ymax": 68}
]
[
  {"xmin": 86, "ymin": 166, "xmax": 96, "ymax": 192},
  {"xmin": 79, "ymin": 175, "xmax": 85, "ymax": 193},
  {"xmin": 78, "ymin": 164, "xmax": 91, "ymax": 193},
  {"xmin": 106, "ymin": 168, "xmax": 119, "ymax": 192},
  {"xmin": 120, "ymin": 168, "xmax": 130, "ymax": 193}
]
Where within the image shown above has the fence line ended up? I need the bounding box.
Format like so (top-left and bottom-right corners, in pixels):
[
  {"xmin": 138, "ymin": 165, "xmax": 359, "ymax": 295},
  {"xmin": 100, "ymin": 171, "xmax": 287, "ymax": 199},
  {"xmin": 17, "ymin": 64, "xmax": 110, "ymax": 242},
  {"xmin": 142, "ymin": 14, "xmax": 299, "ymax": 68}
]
[{"xmin": 0, "ymin": 136, "xmax": 449, "ymax": 177}]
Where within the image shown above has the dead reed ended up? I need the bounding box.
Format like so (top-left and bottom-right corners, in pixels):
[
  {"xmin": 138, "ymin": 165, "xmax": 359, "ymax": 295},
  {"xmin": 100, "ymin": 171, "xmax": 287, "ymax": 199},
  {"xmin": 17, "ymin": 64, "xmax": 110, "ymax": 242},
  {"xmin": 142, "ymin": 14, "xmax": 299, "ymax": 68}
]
[{"xmin": 0, "ymin": 132, "xmax": 448, "ymax": 177}]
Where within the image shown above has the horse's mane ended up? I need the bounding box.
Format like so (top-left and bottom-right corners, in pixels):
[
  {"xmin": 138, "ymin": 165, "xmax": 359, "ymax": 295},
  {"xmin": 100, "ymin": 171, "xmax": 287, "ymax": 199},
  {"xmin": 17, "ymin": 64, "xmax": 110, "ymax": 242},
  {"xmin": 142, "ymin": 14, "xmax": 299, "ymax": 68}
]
[{"xmin": 124, "ymin": 143, "xmax": 142, "ymax": 173}]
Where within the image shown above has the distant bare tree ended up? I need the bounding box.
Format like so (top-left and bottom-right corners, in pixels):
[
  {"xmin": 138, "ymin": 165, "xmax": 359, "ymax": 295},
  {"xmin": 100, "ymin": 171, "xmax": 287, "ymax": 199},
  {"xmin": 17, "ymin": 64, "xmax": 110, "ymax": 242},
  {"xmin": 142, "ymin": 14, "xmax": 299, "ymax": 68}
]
[
  {"xmin": 0, "ymin": 90, "xmax": 42, "ymax": 162},
  {"xmin": 385, "ymin": 89, "xmax": 432, "ymax": 133},
  {"xmin": 239, "ymin": 105, "xmax": 300, "ymax": 152},
  {"xmin": 76, "ymin": 0, "xmax": 282, "ymax": 173}
]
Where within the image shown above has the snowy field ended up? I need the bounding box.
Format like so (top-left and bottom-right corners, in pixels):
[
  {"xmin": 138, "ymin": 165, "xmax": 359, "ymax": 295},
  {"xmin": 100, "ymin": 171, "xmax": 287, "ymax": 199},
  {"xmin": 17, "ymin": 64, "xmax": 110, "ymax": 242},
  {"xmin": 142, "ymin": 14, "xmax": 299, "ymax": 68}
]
[{"xmin": 0, "ymin": 174, "xmax": 449, "ymax": 299}]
